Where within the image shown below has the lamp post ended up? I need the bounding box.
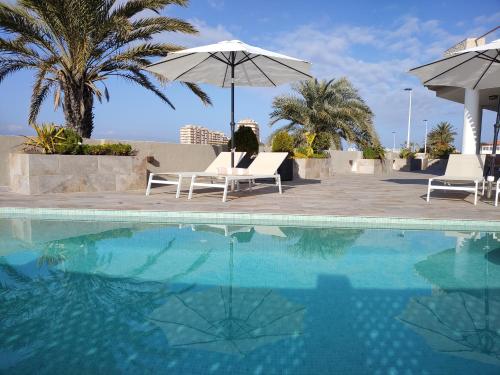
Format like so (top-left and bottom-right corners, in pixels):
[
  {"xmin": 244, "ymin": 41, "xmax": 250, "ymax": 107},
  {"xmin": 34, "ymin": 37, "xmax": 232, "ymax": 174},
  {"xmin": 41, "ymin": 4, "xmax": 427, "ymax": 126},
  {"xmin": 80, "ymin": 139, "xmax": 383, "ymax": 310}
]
[
  {"xmin": 404, "ymin": 88, "xmax": 412, "ymax": 149},
  {"xmin": 392, "ymin": 131, "xmax": 396, "ymax": 153},
  {"xmin": 423, "ymin": 119, "xmax": 428, "ymax": 155}
]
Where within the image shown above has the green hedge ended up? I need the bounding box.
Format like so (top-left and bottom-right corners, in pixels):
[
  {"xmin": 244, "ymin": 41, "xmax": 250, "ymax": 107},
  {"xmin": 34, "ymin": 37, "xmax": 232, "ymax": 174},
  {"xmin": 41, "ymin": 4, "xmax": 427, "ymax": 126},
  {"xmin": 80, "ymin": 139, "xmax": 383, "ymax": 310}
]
[{"xmin": 79, "ymin": 143, "xmax": 133, "ymax": 156}]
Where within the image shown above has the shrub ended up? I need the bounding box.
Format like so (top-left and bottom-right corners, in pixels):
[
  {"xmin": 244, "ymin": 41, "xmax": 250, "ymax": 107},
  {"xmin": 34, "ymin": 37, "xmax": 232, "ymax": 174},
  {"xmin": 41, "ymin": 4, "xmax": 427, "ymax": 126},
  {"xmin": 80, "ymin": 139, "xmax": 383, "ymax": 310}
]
[
  {"xmin": 399, "ymin": 147, "xmax": 416, "ymax": 159},
  {"xmin": 272, "ymin": 131, "xmax": 294, "ymax": 156},
  {"xmin": 294, "ymin": 150, "xmax": 328, "ymax": 159},
  {"xmin": 312, "ymin": 132, "xmax": 331, "ymax": 152},
  {"xmin": 228, "ymin": 126, "xmax": 259, "ymax": 155},
  {"xmin": 54, "ymin": 127, "xmax": 83, "ymax": 154},
  {"xmin": 23, "ymin": 123, "xmax": 65, "ymax": 154},
  {"xmin": 430, "ymin": 144, "xmax": 455, "ymax": 159},
  {"xmin": 363, "ymin": 146, "xmax": 385, "ymax": 160},
  {"xmin": 80, "ymin": 143, "xmax": 134, "ymax": 156}
]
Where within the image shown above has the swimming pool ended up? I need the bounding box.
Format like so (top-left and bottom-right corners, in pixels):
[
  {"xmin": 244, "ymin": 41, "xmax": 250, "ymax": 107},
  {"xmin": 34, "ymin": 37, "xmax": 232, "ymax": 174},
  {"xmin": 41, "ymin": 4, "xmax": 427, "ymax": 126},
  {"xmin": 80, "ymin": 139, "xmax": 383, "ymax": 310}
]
[{"xmin": 1, "ymin": 217, "xmax": 499, "ymax": 374}]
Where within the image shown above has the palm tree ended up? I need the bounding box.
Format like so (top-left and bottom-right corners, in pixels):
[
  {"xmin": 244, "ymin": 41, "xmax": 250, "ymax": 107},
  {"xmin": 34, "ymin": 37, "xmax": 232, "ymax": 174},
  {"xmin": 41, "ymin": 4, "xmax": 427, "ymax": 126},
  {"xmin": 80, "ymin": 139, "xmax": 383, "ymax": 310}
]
[
  {"xmin": 427, "ymin": 121, "xmax": 456, "ymax": 148},
  {"xmin": 427, "ymin": 121, "xmax": 457, "ymax": 157},
  {"xmin": 269, "ymin": 78, "xmax": 379, "ymax": 149},
  {"xmin": 0, "ymin": 0, "xmax": 211, "ymax": 137}
]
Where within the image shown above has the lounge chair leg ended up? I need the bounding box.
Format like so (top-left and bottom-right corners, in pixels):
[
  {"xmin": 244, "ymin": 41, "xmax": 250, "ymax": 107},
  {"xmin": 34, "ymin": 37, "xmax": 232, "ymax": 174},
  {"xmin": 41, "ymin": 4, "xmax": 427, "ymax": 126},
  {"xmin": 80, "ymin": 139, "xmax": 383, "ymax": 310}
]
[
  {"xmin": 223, "ymin": 177, "xmax": 229, "ymax": 202},
  {"xmin": 496, "ymin": 186, "xmax": 499, "ymax": 207},
  {"xmin": 277, "ymin": 175, "xmax": 282, "ymax": 194},
  {"xmin": 188, "ymin": 175, "xmax": 196, "ymax": 200},
  {"xmin": 426, "ymin": 179, "xmax": 432, "ymax": 203},
  {"xmin": 146, "ymin": 173, "xmax": 154, "ymax": 196},
  {"xmin": 482, "ymin": 180, "xmax": 485, "ymax": 195},
  {"xmin": 175, "ymin": 175, "xmax": 182, "ymax": 198},
  {"xmin": 249, "ymin": 179, "xmax": 252, "ymax": 191},
  {"xmin": 474, "ymin": 182, "xmax": 478, "ymax": 205}
]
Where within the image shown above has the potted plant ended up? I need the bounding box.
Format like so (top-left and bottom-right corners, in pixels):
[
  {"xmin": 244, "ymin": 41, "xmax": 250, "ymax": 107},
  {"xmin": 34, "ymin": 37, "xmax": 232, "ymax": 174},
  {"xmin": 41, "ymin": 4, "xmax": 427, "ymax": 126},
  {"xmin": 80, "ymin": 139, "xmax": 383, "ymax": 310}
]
[
  {"xmin": 292, "ymin": 132, "xmax": 331, "ymax": 179},
  {"xmin": 399, "ymin": 147, "xmax": 419, "ymax": 171},
  {"xmin": 271, "ymin": 131, "xmax": 294, "ymax": 181},
  {"xmin": 357, "ymin": 145, "xmax": 386, "ymax": 174}
]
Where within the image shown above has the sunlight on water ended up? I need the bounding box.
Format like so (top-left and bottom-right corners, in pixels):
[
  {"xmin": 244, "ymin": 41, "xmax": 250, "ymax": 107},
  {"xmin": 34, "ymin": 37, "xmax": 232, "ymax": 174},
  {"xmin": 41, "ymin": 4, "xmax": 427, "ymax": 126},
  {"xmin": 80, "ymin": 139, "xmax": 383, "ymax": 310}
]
[{"xmin": 1, "ymin": 218, "xmax": 499, "ymax": 374}]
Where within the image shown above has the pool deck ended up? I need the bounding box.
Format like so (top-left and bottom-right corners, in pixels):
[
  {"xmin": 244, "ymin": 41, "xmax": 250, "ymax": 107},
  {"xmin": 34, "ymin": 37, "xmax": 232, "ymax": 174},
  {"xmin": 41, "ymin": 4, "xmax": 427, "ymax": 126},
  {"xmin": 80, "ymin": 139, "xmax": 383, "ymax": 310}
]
[{"xmin": 1, "ymin": 171, "xmax": 499, "ymax": 221}]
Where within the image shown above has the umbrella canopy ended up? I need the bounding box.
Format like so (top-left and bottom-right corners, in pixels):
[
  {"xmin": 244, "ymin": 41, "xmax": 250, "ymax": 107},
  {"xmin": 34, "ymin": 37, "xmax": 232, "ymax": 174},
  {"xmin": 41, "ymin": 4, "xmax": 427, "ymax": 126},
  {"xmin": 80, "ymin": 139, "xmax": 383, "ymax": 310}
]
[
  {"xmin": 147, "ymin": 40, "xmax": 311, "ymax": 87},
  {"xmin": 398, "ymin": 292, "xmax": 500, "ymax": 366},
  {"xmin": 399, "ymin": 234, "xmax": 500, "ymax": 366},
  {"xmin": 146, "ymin": 40, "xmax": 312, "ymax": 166},
  {"xmin": 149, "ymin": 225, "xmax": 304, "ymax": 355},
  {"xmin": 150, "ymin": 286, "xmax": 305, "ymax": 356},
  {"xmin": 409, "ymin": 39, "xmax": 500, "ymax": 179},
  {"xmin": 409, "ymin": 39, "xmax": 500, "ymax": 90}
]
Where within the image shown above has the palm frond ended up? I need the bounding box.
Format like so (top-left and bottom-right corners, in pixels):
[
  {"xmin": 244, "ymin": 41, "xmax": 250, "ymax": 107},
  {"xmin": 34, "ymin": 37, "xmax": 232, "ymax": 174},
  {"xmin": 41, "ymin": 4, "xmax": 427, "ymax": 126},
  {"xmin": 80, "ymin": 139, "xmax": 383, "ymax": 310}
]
[{"xmin": 270, "ymin": 77, "xmax": 379, "ymax": 148}]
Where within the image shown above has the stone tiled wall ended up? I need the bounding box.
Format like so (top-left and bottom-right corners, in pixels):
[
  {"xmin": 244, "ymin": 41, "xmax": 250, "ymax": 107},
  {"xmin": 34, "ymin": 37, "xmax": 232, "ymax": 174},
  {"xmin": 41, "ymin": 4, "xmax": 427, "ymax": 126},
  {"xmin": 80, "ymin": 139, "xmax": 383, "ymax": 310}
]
[
  {"xmin": 0, "ymin": 136, "xmax": 225, "ymax": 188},
  {"xmin": 9, "ymin": 153, "xmax": 146, "ymax": 194},
  {"xmin": 294, "ymin": 159, "xmax": 332, "ymax": 179}
]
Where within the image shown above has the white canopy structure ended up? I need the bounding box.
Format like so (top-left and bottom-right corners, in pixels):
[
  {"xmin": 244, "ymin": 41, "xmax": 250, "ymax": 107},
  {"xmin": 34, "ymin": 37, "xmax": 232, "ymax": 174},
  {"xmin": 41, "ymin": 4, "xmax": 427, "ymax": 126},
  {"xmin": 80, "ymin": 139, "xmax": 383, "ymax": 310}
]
[
  {"xmin": 146, "ymin": 40, "xmax": 312, "ymax": 166},
  {"xmin": 410, "ymin": 39, "xmax": 500, "ymax": 90},
  {"xmin": 409, "ymin": 36, "xmax": 500, "ymax": 156}
]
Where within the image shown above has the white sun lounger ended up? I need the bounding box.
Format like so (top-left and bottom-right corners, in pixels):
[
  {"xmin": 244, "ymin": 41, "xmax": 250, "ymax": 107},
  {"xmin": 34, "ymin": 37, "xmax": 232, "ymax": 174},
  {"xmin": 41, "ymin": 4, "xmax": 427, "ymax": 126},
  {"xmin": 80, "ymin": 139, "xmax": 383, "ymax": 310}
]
[
  {"xmin": 426, "ymin": 154, "xmax": 486, "ymax": 205},
  {"xmin": 188, "ymin": 152, "xmax": 288, "ymax": 202},
  {"xmin": 145, "ymin": 152, "xmax": 245, "ymax": 198}
]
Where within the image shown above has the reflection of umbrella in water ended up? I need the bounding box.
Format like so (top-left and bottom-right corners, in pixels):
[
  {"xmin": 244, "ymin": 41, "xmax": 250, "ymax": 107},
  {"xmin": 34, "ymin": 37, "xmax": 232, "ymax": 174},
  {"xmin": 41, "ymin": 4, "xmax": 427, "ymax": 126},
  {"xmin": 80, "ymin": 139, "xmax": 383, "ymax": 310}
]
[
  {"xmin": 399, "ymin": 234, "xmax": 500, "ymax": 366},
  {"xmin": 150, "ymin": 225, "xmax": 304, "ymax": 355}
]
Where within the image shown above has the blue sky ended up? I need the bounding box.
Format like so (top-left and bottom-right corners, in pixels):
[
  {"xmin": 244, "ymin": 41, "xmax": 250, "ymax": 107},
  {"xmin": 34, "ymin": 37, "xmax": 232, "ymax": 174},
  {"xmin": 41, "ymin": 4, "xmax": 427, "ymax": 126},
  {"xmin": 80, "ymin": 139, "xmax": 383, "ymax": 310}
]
[{"xmin": 1, "ymin": 0, "xmax": 499, "ymax": 149}]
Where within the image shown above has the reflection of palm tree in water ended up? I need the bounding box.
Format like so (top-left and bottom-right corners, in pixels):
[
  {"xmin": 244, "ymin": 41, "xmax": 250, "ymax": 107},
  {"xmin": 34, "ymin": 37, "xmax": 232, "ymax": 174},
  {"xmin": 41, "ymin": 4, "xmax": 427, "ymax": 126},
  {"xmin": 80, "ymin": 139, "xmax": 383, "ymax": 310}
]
[
  {"xmin": 37, "ymin": 228, "xmax": 134, "ymax": 268},
  {"xmin": 399, "ymin": 233, "xmax": 500, "ymax": 366},
  {"xmin": 0, "ymin": 227, "xmax": 213, "ymax": 373},
  {"xmin": 282, "ymin": 227, "xmax": 363, "ymax": 259}
]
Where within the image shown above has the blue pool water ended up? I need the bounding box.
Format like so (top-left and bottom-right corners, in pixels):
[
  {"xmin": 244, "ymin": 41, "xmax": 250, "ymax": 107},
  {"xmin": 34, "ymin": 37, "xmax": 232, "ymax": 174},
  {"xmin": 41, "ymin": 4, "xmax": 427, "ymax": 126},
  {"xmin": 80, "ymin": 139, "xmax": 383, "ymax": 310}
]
[{"xmin": 1, "ymin": 218, "xmax": 500, "ymax": 374}]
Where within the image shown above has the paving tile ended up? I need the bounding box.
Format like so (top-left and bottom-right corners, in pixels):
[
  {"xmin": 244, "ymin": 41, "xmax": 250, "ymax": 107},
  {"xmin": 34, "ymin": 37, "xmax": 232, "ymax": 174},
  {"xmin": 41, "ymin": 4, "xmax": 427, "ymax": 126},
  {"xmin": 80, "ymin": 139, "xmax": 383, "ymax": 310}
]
[{"xmin": 0, "ymin": 171, "xmax": 499, "ymax": 222}]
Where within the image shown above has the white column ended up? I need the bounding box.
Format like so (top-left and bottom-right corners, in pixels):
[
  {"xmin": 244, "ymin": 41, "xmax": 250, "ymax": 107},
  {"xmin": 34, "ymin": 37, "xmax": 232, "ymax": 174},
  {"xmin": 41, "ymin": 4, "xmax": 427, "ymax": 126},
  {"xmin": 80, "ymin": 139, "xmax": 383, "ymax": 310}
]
[{"xmin": 462, "ymin": 89, "xmax": 481, "ymax": 154}]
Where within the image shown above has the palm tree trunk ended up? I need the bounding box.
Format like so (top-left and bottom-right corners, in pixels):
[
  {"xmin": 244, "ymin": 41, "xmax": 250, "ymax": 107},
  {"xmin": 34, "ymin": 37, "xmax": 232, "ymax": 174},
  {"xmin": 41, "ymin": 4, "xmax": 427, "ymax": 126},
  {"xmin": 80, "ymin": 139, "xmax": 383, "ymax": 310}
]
[
  {"xmin": 62, "ymin": 83, "xmax": 94, "ymax": 138},
  {"xmin": 81, "ymin": 87, "xmax": 94, "ymax": 138}
]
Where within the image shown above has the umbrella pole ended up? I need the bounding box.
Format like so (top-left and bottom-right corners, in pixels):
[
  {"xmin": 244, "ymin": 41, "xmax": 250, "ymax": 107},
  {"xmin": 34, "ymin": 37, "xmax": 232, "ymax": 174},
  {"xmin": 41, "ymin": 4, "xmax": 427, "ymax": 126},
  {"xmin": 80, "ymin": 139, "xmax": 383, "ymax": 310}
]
[
  {"xmin": 230, "ymin": 56, "xmax": 235, "ymax": 168},
  {"xmin": 486, "ymin": 96, "xmax": 500, "ymax": 198}
]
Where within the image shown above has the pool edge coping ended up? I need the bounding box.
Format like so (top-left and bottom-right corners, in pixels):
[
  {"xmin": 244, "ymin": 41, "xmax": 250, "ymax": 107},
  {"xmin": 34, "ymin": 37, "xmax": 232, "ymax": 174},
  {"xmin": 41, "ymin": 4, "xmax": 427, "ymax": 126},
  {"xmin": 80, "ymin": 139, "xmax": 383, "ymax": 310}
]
[{"xmin": 0, "ymin": 206, "xmax": 499, "ymax": 231}]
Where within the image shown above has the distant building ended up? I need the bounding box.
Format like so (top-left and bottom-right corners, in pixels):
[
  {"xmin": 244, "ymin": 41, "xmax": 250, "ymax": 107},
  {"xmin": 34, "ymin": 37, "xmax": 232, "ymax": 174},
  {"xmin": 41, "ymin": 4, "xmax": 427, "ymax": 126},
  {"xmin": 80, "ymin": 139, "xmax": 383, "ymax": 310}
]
[
  {"xmin": 237, "ymin": 119, "xmax": 260, "ymax": 142},
  {"xmin": 480, "ymin": 141, "xmax": 500, "ymax": 154},
  {"xmin": 208, "ymin": 131, "xmax": 229, "ymax": 145},
  {"xmin": 179, "ymin": 125, "xmax": 228, "ymax": 145}
]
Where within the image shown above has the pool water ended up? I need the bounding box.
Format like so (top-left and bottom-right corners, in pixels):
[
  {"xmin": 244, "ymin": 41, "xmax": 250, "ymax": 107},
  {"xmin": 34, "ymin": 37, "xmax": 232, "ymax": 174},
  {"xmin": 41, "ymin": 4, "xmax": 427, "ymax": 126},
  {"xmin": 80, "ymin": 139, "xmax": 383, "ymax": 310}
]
[{"xmin": 1, "ymin": 218, "xmax": 500, "ymax": 374}]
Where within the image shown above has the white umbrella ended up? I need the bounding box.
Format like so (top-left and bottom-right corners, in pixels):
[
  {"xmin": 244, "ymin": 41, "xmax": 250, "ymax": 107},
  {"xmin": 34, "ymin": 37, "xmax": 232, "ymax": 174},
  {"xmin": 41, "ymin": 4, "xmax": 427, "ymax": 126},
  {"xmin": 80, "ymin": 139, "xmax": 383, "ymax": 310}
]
[
  {"xmin": 409, "ymin": 39, "xmax": 500, "ymax": 90},
  {"xmin": 146, "ymin": 40, "xmax": 312, "ymax": 166},
  {"xmin": 409, "ymin": 38, "xmax": 500, "ymax": 183}
]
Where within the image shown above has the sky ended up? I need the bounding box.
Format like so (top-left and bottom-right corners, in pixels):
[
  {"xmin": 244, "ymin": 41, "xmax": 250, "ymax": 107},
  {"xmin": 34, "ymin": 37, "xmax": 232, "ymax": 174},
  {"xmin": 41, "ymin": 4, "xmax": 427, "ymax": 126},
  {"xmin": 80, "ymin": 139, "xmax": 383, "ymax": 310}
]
[{"xmin": 0, "ymin": 0, "xmax": 499, "ymax": 149}]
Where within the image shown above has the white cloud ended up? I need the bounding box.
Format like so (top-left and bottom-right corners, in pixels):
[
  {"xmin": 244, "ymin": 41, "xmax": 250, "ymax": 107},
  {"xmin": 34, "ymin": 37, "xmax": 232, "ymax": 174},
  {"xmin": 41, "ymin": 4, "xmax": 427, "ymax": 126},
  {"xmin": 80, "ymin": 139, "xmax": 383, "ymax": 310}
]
[
  {"xmin": 474, "ymin": 12, "xmax": 500, "ymax": 25},
  {"xmin": 207, "ymin": 0, "xmax": 224, "ymax": 10},
  {"xmin": 158, "ymin": 18, "xmax": 235, "ymax": 47},
  {"xmin": 262, "ymin": 16, "xmax": 496, "ymax": 147}
]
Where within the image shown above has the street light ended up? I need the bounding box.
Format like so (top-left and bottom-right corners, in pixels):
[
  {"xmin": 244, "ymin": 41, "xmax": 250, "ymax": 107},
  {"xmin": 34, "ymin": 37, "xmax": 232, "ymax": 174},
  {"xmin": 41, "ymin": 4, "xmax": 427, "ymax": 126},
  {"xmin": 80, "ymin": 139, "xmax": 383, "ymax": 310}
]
[
  {"xmin": 423, "ymin": 119, "xmax": 428, "ymax": 155},
  {"xmin": 392, "ymin": 131, "xmax": 396, "ymax": 153},
  {"xmin": 404, "ymin": 88, "xmax": 412, "ymax": 149}
]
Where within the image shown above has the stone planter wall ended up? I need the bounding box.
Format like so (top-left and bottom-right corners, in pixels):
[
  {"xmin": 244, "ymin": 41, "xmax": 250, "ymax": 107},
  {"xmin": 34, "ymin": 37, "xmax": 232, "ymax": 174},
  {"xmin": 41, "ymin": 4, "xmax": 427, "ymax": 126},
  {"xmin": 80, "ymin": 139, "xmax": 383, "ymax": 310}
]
[
  {"xmin": 293, "ymin": 158, "xmax": 332, "ymax": 179},
  {"xmin": 9, "ymin": 153, "xmax": 146, "ymax": 195},
  {"xmin": 354, "ymin": 159, "xmax": 393, "ymax": 174}
]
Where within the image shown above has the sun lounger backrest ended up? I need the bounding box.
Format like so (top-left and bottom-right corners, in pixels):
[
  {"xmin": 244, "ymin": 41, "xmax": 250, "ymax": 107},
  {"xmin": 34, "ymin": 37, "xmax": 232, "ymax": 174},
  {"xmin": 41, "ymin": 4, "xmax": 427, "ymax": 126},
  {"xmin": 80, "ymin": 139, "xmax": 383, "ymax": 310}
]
[
  {"xmin": 205, "ymin": 152, "xmax": 245, "ymax": 173},
  {"xmin": 444, "ymin": 154, "xmax": 485, "ymax": 178},
  {"xmin": 247, "ymin": 152, "xmax": 288, "ymax": 175}
]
